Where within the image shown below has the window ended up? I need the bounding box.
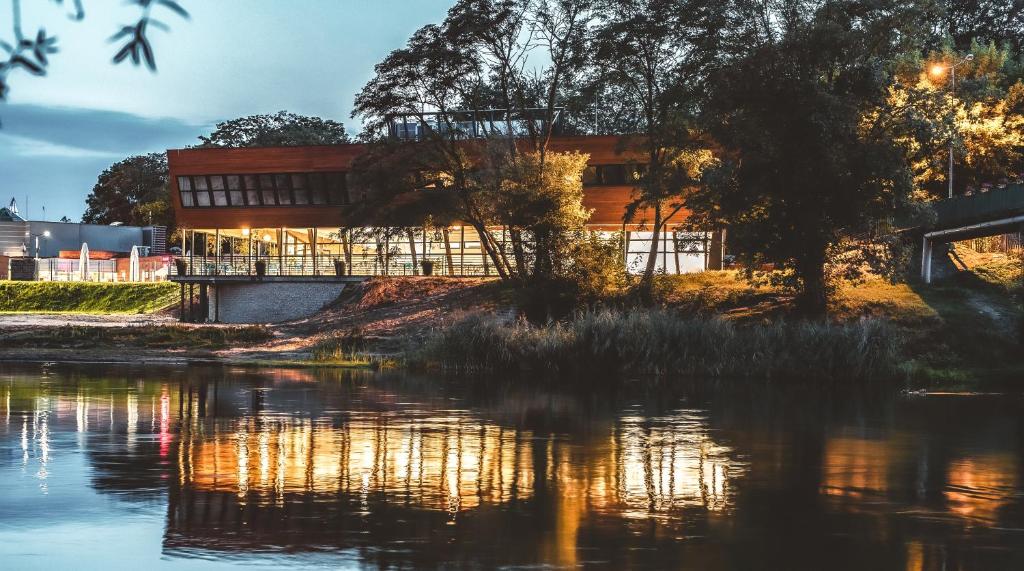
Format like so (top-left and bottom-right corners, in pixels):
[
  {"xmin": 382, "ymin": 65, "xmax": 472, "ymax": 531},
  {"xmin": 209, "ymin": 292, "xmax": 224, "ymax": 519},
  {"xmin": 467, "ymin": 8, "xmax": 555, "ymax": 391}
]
[
  {"xmin": 326, "ymin": 173, "xmax": 347, "ymax": 205},
  {"xmin": 275, "ymin": 174, "xmax": 292, "ymax": 205},
  {"xmin": 176, "ymin": 171, "xmax": 351, "ymax": 207},
  {"xmin": 244, "ymin": 175, "xmax": 260, "ymax": 205},
  {"xmin": 291, "ymin": 174, "xmax": 309, "ymax": 204},
  {"xmin": 309, "ymin": 173, "xmax": 326, "ymax": 204},
  {"xmin": 227, "ymin": 175, "xmax": 244, "ymax": 205},
  {"xmin": 582, "ymin": 164, "xmax": 646, "ymax": 186}
]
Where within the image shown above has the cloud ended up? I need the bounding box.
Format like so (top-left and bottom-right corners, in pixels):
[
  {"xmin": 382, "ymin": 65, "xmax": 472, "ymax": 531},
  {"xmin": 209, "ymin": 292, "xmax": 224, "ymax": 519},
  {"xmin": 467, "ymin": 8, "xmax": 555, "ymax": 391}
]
[
  {"xmin": 0, "ymin": 103, "xmax": 207, "ymax": 155},
  {"xmin": 0, "ymin": 104, "xmax": 208, "ymax": 221}
]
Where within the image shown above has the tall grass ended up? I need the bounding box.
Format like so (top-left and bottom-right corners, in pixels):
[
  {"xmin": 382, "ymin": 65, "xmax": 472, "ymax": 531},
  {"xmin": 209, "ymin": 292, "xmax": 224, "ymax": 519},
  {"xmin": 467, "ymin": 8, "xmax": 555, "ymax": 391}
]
[{"xmin": 410, "ymin": 309, "xmax": 903, "ymax": 382}]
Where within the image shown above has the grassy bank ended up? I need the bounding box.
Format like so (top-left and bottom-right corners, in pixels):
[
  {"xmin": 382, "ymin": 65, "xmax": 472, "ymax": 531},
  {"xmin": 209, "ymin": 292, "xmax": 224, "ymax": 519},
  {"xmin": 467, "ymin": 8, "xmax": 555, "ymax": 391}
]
[
  {"xmin": 0, "ymin": 324, "xmax": 272, "ymax": 350},
  {"xmin": 410, "ymin": 310, "xmax": 903, "ymax": 382},
  {"xmin": 0, "ymin": 282, "xmax": 177, "ymax": 313}
]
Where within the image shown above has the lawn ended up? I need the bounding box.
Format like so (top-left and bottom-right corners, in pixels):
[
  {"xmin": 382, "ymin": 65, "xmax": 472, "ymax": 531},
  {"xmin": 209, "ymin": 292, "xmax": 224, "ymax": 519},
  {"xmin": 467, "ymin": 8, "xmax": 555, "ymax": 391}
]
[{"xmin": 0, "ymin": 282, "xmax": 178, "ymax": 314}]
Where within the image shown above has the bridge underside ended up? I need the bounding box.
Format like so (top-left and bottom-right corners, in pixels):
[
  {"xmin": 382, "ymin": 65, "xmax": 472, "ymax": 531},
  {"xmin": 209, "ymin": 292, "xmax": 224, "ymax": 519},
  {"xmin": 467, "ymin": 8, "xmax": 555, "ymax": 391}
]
[{"xmin": 920, "ymin": 184, "xmax": 1024, "ymax": 283}]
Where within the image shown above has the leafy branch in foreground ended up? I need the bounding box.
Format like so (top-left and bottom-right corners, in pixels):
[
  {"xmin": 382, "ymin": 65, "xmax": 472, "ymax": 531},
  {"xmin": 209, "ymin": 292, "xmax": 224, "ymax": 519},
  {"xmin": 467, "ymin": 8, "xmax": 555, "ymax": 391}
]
[{"xmin": 0, "ymin": 0, "xmax": 188, "ymax": 105}]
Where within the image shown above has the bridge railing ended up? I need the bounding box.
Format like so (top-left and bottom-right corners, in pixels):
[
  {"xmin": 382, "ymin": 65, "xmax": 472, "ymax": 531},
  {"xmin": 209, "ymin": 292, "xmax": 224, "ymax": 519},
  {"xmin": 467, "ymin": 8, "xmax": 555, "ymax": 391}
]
[{"xmin": 933, "ymin": 183, "xmax": 1024, "ymax": 229}]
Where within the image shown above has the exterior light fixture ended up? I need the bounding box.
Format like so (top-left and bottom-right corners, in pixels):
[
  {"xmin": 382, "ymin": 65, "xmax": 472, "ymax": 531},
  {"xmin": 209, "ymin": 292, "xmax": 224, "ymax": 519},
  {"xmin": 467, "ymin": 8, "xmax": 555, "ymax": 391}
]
[
  {"xmin": 241, "ymin": 228, "xmax": 250, "ymax": 236},
  {"xmin": 929, "ymin": 63, "xmax": 947, "ymax": 78},
  {"xmin": 43, "ymin": 230, "xmax": 51, "ymax": 238}
]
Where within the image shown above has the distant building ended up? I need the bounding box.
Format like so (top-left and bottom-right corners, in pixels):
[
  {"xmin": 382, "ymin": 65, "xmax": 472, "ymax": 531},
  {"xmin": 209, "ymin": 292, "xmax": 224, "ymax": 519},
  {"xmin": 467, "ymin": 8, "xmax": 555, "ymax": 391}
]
[{"xmin": 0, "ymin": 197, "xmax": 168, "ymax": 281}]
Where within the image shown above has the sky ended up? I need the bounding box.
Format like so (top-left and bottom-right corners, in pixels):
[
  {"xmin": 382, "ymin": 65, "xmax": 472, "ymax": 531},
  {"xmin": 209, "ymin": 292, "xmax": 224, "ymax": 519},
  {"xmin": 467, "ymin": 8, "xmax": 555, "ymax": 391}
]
[{"xmin": 0, "ymin": 0, "xmax": 453, "ymax": 221}]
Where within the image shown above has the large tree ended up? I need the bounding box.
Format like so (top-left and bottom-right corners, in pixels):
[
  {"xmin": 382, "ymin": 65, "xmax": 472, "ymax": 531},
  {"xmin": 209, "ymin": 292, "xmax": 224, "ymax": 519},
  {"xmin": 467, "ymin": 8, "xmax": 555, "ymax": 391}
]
[
  {"xmin": 689, "ymin": 0, "xmax": 937, "ymax": 315},
  {"xmin": 82, "ymin": 152, "xmax": 170, "ymax": 228},
  {"xmin": 353, "ymin": 0, "xmax": 596, "ymax": 282},
  {"xmin": 589, "ymin": 0, "xmax": 725, "ymax": 292},
  {"xmin": 198, "ymin": 111, "xmax": 349, "ymax": 147}
]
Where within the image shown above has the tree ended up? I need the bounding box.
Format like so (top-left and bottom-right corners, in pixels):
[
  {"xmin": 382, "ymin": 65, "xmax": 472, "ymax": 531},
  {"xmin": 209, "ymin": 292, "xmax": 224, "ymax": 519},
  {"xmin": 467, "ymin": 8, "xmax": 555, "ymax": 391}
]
[
  {"xmin": 589, "ymin": 0, "xmax": 725, "ymax": 292},
  {"xmin": 690, "ymin": 0, "xmax": 935, "ymax": 315},
  {"xmin": 0, "ymin": 0, "xmax": 188, "ymax": 104},
  {"xmin": 890, "ymin": 42, "xmax": 1024, "ymax": 198},
  {"xmin": 82, "ymin": 152, "xmax": 171, "ymax": 228},
  {"xmin": 198, "ymin": 111, "xmax": 350, "ymax": 147},
  {"xmin": 353, "ymin": 0, "xmax": 596, "ymax": 283},
  {"xmin": 938, "ymin": 1, "xmax": 1024, "ymax": 53}
]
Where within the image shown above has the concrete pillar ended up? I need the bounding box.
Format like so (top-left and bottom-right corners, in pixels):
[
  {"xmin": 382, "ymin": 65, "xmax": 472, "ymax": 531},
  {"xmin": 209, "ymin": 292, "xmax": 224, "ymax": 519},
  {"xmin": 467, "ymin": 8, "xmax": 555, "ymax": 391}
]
[{"xmin": 921, "ymin": 236, "xmax": 933, "ymax": 284}]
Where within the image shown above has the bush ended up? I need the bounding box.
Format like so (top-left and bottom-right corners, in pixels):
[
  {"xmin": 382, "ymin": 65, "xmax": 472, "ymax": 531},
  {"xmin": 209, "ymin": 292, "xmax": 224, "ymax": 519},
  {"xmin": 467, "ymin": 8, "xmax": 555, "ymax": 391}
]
[{"xmin": 410, "ymin": 309, "xmax": 903, "ymax": 382}]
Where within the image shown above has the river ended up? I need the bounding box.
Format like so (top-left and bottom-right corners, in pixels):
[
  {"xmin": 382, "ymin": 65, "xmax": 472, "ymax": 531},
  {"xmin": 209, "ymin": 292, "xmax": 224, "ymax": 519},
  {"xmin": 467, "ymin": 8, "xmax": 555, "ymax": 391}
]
[{"xmin": 0, "ymin": 363, "xmax": 1022, "ymax": 570}]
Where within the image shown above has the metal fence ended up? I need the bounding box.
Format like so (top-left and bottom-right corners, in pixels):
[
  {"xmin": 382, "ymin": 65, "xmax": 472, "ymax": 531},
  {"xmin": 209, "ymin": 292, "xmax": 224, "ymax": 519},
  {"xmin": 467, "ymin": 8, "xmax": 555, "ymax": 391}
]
[{"xmin": 171, "ymin": 253, "xmax": 496, "ymax": 278}]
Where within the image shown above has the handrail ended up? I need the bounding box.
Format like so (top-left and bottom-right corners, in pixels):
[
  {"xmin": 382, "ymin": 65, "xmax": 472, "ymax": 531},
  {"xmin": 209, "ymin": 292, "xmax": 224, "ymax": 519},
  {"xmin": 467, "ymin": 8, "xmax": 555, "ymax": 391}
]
[{"xmin": 170, "ymin": 253, "xmax": 494, "ymax": 278}]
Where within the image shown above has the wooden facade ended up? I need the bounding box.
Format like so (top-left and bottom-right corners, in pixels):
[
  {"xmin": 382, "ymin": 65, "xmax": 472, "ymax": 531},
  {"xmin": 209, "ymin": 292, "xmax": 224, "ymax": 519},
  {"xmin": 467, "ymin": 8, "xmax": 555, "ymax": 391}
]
[{"xmin": 168, "ymin": 135, "xmax": 688, "ymax": 231}]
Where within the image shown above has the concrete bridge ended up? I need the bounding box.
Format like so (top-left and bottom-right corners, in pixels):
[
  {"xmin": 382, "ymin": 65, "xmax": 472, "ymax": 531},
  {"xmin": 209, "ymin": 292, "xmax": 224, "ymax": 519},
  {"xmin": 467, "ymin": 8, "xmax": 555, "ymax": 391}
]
[{"xmin": 920, "ymin": 183, "xmax": 1024, "ymax": 283}]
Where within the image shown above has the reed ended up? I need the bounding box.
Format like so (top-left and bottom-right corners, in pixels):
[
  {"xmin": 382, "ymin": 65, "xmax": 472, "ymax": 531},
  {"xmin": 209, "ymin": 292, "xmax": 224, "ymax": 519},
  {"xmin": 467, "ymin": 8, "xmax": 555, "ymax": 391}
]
[{"xmin": 410, "ymin": 309, "xmax": 903, "ymax": 382}]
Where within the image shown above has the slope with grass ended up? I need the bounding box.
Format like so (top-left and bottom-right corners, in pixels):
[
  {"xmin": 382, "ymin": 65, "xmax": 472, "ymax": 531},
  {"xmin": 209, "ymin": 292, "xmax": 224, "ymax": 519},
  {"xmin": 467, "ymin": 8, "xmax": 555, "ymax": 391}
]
[{"xmin": 0, "ymin": 282, "xmax": 178, "ymax": 314}]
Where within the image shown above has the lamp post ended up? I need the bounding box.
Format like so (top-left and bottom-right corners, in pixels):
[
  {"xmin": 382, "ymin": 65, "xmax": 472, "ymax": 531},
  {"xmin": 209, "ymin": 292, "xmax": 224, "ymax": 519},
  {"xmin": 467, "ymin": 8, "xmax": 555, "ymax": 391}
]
[
  {"xmin": 26, "ymin": 230, "xmax": 51, "ymax": 259},
  {"xmin": 930, "ymin": 54, "xmax": 974, "ymax": 198}
]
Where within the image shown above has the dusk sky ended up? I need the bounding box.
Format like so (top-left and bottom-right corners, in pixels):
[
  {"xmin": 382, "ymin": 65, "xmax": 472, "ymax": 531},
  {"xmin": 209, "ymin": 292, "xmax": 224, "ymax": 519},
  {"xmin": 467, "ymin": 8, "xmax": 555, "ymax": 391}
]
[{"xmin": 0, "ymin": 0, "xmax": 452, "ymax": 221}]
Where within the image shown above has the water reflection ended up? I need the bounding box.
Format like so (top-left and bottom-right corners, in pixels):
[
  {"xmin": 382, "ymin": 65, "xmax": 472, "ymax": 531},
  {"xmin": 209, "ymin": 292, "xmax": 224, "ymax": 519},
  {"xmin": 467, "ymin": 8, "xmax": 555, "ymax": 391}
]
[{"xmin": 1, "ymin": 365, "xmax": 1023, "ymax": 569}]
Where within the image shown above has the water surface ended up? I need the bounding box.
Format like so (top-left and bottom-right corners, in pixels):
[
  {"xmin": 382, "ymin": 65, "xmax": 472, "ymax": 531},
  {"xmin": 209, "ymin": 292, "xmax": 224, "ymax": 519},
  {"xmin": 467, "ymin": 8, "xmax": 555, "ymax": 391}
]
[{"xmin": 1, "ymin": 363, "xmax": 1022, "ymax": 569}]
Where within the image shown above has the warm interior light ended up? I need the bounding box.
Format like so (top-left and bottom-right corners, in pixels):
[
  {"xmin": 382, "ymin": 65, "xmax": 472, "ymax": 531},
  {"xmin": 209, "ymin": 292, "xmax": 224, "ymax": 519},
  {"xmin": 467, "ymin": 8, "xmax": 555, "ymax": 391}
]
[
  {"xmin": 930, "ymin": 63, "xmax": 947, "ymax": 77},
  {"xmin": 241, "ymin": 228, "xmax": 250, "ymax": 236},
  {"xmin": 262, "ymin": 234, "xmax": 272, "ymax": 242}
]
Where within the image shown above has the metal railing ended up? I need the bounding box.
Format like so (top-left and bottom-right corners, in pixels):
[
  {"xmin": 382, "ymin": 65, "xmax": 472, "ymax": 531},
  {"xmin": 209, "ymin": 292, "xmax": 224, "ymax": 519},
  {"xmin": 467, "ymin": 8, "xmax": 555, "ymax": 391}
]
[
  {"xmin": 933, "ymin": 183, "xmax": 1024, "ymax": 229},
  {"xmin": 170, "ymin": 254, "xmax": 496, "ymax": 278}
]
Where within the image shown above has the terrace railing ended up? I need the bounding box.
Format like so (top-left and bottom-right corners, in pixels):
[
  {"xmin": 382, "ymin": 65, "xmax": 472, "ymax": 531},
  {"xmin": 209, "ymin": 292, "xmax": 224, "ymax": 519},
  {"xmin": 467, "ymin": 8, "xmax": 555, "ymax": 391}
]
[{"xmin": 170, "ymin": 254, "xmax": 495, "ymax": 278}]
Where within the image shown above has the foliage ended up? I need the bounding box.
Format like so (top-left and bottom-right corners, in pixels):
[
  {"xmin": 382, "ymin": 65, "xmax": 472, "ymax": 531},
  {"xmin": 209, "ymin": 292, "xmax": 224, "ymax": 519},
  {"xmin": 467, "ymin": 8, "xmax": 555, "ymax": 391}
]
[
  {"xmin": 352, "ymin": 0, "xmax": 596, "ymax": 283},
  {"xmin": 198, "ymin": 111, "xmax": 350, "ymax": 148},
  {"xmin": 588, "ymin": 0, "xmax": 723, "ymax": 288},
  {"xmin": 689, "ymin": 0, "xmax": 932, "ymax": 315},
  {"xmin": 410, "ymin": 310, "xmax": 904, "ymax": 382},
  {"xmin": 0, "ymin": 281, "xmax": 177, "ymax": 313},
  {"xmin": 0, "ymin": 0, "xmax": 188, "ymax": 106},
  {"xmin": 82, "ymin": 153, "xmax": 172, "ymax": 228},
  {"xmin": 890, "ymin": 42, "xmax": 1024, "ymax": 198}
]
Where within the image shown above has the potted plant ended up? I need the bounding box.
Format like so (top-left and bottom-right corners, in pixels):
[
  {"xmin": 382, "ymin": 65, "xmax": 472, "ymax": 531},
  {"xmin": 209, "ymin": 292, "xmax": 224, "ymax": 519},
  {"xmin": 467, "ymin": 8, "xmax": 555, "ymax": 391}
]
[
  {"xmin": 333, "ymin": 258, "xmax": 346, "ymax": 276},
  {"xmin": 254, "ymin": 259, "xmax": 267, "ymax": 278},
  {"xmin": 174, "ymin": 258, "xmax": 188, "ymax": 276},
  {"xmin": 420, "ymin": 259, "xmax": 434, "ymax": 276}
]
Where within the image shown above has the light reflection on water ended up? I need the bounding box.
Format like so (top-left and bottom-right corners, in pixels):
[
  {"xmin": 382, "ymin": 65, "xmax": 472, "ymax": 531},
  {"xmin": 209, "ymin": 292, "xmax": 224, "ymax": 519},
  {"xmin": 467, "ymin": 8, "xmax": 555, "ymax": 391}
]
[{"xmin": 1, "ymin": 364, "xmax": 1023, "ymax": 570}]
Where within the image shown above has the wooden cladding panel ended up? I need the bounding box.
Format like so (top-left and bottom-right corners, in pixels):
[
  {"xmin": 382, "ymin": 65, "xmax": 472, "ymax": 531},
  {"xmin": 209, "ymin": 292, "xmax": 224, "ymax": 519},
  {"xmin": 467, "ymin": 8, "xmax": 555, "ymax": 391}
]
[{"xmin": 170, "ymin": 136, "xmax": 673, "ymax": 229}]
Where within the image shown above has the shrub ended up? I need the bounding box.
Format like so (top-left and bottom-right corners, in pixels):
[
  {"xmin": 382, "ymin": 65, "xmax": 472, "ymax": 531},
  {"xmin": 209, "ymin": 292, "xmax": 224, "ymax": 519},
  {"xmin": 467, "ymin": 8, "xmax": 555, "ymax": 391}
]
[{"xmin": 410, "ymin": 309, "xmax": 903, "ymax": 383}]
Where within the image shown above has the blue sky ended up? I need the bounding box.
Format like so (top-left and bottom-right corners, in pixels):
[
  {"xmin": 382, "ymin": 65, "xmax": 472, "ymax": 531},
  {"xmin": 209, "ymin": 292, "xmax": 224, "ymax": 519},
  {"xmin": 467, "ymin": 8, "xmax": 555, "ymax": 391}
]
[{"xmin": 0, "ymin": 0, "xmax": 453, "ymax": 221}]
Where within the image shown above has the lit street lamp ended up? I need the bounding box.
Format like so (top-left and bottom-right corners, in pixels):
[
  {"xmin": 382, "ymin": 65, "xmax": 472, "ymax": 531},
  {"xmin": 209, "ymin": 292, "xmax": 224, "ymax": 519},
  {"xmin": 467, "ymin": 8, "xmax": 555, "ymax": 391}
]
[
  {"xmin": 930, "ymin": 54, "xmax": 974, "ymax": 198},
  {"xmin": 24, "ymin": 230, "xmax": 51, "ymax": 259}
]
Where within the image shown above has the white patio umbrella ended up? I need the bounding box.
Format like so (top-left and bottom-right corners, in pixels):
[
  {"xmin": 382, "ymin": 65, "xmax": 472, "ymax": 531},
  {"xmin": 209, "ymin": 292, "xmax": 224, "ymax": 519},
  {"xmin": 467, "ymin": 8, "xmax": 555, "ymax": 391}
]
[
  {"xmin": 79, "ymin": 243, "xmax": 89, "ymax": 281},
  {"xmin": 129, "ymin": 245, "xmax": 140, "ymax": 282}
]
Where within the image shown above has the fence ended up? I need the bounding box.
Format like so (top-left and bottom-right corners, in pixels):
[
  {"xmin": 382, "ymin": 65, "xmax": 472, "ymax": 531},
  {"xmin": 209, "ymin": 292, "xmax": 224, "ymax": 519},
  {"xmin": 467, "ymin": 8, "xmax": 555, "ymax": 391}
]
[{"xmin": 171, "ymin": 253, "xmax": 496, "ymax": 278}]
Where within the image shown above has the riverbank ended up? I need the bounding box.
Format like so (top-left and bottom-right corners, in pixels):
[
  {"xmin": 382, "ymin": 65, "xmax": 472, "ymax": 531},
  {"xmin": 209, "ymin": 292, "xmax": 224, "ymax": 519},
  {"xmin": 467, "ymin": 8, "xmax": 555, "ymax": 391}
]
[{"xmin": 0, "ymin": 257, "xmax": 1020, "ymax": 385}]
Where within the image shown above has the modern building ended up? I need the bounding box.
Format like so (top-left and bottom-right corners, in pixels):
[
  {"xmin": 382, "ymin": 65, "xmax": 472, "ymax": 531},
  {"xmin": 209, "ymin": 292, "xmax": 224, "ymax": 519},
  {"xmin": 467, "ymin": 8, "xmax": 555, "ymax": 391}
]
[
  {"xmin": 167, "ymin": 133, "xmax": 725, "ymax": 322},
  {"xmin": 168, "ymin": 135, "xmax": 723, "ymax": 278}
]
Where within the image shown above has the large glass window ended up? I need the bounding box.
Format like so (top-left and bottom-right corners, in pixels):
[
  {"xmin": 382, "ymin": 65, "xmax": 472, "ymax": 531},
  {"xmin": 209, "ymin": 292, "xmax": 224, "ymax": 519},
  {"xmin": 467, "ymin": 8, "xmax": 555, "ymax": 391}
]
[
  {"xmin": 176, "ymin": 171, "xmax": 353, "ymax": 208},
  {"xmin": 582, "ymin": 164, "xmax": 646, "ymax": 186}
]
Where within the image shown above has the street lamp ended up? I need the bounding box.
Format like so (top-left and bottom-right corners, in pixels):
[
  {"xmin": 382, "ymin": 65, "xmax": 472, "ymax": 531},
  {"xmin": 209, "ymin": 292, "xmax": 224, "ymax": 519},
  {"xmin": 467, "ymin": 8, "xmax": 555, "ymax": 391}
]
[
  {"xmin": 930, "ymin": 54, "xmax": 974, "ymax": 198},
  {"xmin": 25, "ymin": 230, "xmax": 51, "ymax": 259}
]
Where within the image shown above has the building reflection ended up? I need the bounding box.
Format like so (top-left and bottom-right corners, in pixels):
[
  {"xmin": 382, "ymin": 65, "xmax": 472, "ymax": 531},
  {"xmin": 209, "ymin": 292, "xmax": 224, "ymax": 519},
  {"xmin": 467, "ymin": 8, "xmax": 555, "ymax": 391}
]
[
  {"xmin": 3, "ymin": 371, "xmax": 1023, "ymax": 570},
  {"xmin": 0, "ymin": 372, "xmax": 746, "ymax": 566}
]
